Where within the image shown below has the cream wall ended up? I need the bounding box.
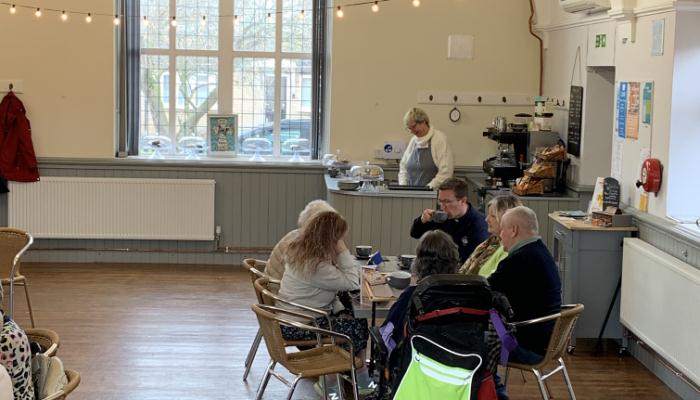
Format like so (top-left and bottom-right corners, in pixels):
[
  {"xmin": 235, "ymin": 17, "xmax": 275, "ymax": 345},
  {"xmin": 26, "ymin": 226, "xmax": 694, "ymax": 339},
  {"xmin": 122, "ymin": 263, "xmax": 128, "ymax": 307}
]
[
  {"xmin": 328, "ymin": 0, "xmax": 539, "ymax": 165},
  {"xmin": 0, "ymin": 1, "xmax": 539, "ymax": 165},
  {"xmin": 535, "ymin": 0, "xmax": 678, "ymax": 218},
  {"xmin": 0, "ymin": 1, "xmax": 115, "ymax": 158}
]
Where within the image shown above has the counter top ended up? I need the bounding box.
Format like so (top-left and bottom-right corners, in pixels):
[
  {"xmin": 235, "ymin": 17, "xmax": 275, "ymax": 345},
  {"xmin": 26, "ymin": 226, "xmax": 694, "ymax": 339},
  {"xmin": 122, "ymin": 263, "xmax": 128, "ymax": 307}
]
[
  {"xmin": 464, "ymin": 174, "xmax": 581, "ymax": 202},
  {"xmin": 324, "ymin": 175, "xmax": 437, "ymax": 199},
  {"xmin": 549, "ymin": 212, "xmax": 638, "ymax": 232}
]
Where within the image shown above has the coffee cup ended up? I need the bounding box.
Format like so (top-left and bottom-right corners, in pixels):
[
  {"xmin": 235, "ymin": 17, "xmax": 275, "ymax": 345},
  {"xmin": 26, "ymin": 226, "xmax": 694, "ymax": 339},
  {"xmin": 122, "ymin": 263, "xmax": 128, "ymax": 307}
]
[
  {"xmin": 399, "ymin": 254, "xmax": 416, "ymax": 269},
  {"xmin": 432, "ymin": 210, "xmax": 448, "ymax": 223},
  {"xmin": 386, "ymin": 270, "xmax": 412, "ymax": 289},
  {"xmin": 356, "ymin": 245, "xmax": 372, "ymax": 258}
]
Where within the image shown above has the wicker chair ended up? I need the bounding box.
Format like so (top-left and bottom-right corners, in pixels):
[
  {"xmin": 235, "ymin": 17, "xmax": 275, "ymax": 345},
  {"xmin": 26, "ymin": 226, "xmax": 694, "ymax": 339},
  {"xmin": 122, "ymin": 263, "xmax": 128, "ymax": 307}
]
[
  {"xmin": 26, "ymin": 328, "xmax": 60, "ymax": 357},
  {"xmin": 0, "ymin": 228, "xmax": 36, "ymax": 327},
  {"xmin": 251, "ymin": 304, "xmax": 361, "ymax": 400},
  {"xmin": 41, "ymin": 369, "xmax": 81, "ymax": 400},
  {"xmin": 505, "ymin": 304, "xmax": 584, "ymax": 400},
  {"xmin": 242, "ymin": 259, "xmax": 277, "ymax": 381}
]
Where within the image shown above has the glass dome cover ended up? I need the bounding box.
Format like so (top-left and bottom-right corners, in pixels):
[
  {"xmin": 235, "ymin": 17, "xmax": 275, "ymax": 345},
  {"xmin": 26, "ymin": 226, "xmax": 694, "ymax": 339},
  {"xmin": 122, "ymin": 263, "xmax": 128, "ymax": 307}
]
[{"xmin": 349, "ymin": 162, "xmax": 384, "ymax": 181}]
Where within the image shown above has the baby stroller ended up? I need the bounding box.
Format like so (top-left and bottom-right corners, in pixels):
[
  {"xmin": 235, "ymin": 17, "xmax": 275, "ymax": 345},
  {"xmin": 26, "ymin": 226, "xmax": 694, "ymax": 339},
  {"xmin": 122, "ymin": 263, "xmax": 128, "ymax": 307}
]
[{"xmin": 369, "ymin": 274, "xmax": 514, "ymax": 400}]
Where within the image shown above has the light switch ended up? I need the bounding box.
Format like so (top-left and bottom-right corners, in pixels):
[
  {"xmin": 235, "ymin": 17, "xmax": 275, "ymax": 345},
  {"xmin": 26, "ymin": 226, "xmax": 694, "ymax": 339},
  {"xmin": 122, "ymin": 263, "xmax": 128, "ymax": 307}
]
[{"xmin": 448, "ymin": 34, "xmax": 473, "ymax": 60}]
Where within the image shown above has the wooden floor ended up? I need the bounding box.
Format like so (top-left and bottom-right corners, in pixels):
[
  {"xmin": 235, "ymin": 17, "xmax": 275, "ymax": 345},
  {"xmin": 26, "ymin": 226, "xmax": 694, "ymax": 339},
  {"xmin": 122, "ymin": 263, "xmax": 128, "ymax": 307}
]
[{"xmin": 7, "ymin": 263, "xmax": 680, "ymax": 400}]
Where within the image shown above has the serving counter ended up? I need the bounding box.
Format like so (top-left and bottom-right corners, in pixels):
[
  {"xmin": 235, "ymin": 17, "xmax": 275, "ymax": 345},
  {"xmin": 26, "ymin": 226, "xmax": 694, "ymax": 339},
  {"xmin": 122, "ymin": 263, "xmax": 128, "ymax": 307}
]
[{"xmin": 325, "ymin": 175, "xmax": 436, "ymax": 255}]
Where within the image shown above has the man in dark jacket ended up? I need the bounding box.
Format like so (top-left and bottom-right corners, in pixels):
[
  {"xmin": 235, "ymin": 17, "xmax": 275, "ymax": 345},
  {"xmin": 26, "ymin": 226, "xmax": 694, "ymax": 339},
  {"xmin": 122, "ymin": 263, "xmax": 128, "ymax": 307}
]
[
  {"xmin": 410, "ymin": 177, "xmax": 489, "ymax": 263},
  {"xmin": 489, "ymin": 205, "xmax": 562, "ymax": 357}
]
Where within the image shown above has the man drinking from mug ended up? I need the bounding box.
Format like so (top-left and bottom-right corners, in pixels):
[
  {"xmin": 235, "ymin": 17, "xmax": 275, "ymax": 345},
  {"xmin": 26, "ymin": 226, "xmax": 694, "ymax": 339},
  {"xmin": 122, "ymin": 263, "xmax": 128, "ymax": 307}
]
[{"xmin": 410, "ymin": 177, "xmax": 489, "ymax": 263}]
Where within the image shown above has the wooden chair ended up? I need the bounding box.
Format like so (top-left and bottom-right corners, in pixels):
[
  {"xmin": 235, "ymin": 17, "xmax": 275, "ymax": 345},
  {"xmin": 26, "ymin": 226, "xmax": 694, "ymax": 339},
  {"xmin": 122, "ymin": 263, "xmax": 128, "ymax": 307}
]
[
  {"xmin": 41, "ymin": 369, "xmax": 81, "ymax": 400},
  {"xmin": 505, "ymin": 304, "xmax": 584, "ymax": 400},
  {"xmin": 251, "ymin": 303, "xmax": 361, "ymax": 400},
  {"xmin": 0, "ymin": 228, "xmax": 36, "ymax": 327},
  {"xmin": 26, "ymin": 328, "xmax": 60, "ymax": 357}
]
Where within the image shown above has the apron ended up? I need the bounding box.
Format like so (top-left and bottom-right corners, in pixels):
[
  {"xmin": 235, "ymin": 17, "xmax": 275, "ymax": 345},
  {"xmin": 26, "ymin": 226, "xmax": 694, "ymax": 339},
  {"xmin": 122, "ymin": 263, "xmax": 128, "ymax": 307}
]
[{"xmin": 406, "ymin": 141, "xmax": 438, "ymax": 187}]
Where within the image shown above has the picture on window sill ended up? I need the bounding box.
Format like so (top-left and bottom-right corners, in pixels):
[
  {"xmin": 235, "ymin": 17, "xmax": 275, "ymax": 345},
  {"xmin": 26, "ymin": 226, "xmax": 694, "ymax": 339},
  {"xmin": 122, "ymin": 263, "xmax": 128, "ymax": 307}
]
[{"xmin": 207, "ymin": 114, "xmax": 238, "ymax": 156}]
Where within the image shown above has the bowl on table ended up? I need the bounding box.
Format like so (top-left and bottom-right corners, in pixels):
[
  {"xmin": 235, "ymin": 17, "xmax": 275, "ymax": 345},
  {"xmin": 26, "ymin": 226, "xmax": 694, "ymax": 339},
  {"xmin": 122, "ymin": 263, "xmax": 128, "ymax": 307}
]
[
  {"xmin": 337, "ymin": 179, "xmax": 361, "ymax": 191},
  {"xmin": 399, "ymin": 254, "xmax": 416, "ymax": 269},
  {"xmin": 386, "ymin": 270, "xmax": 412, "ymax": 289},
  {"xmin": 355, "ymin": 245, "xmax": 373, "ymax": 258}
]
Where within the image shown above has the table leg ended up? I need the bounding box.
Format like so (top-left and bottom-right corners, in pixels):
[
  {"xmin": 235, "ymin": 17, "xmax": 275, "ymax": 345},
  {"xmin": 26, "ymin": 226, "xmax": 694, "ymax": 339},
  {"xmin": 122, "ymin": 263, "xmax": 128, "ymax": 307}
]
[
  {"xmin": 595, "ymin": 274, "xmax": 622, "ymax": 355},
  {"xmin": 372, "ymin": 302, "xmax": 377, "ymax": 327}
]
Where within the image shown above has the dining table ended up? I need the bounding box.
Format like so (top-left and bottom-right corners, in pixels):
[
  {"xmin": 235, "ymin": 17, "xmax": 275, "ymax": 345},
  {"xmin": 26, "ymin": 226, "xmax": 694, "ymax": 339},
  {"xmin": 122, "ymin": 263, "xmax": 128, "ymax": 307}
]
[{"xmin": 351, "ymin": 255, "xmax": 411, "ymax": 326}]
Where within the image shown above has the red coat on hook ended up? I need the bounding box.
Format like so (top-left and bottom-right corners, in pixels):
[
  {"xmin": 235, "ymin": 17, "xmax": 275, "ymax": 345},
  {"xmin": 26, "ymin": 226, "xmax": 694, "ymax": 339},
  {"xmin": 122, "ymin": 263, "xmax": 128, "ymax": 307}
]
[{"xmin": 0, "ymin": 91, "xmax": 39, "ymax": 182}]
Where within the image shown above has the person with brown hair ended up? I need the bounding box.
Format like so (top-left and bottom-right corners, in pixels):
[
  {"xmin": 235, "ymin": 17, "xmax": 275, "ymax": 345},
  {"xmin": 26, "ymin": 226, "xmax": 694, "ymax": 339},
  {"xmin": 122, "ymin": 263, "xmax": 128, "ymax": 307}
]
[{"xmin": 277, "ymin": 211, "xmax": 374, "ymax": 397}]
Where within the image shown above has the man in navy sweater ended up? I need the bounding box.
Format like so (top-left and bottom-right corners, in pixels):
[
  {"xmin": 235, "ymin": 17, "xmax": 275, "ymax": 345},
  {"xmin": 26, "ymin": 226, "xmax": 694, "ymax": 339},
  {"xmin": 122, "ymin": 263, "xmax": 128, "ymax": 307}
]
[
  {"xmin": 488, "ymin": 206, "xmax": 562, "ymax": 400},
  {"xmin": 410, "ymin": 177, "xmax": 489, "ymax": 263}
]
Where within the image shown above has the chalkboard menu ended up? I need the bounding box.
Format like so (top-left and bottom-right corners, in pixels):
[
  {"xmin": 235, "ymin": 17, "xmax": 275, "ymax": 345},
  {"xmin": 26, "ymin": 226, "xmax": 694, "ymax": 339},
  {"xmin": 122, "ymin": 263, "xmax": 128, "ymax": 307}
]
[
  {"xmin": 567, "ymin": 85, "xmax": 584, "ymax": 157},
  {"xmin": 603, "ymin": 177, "xmax": 620, "ymax": 209}
]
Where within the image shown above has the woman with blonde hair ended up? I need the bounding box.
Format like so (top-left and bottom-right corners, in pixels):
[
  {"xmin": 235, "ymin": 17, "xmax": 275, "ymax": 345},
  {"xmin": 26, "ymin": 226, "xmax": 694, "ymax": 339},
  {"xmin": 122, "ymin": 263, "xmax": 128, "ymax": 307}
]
[
  {"xmin": 278, "ymin": 211, "xmax": 373, "ymax": 397},
  {"xmin": 459, "ymin": 194, "xmax": 522, "ymax": 277}
]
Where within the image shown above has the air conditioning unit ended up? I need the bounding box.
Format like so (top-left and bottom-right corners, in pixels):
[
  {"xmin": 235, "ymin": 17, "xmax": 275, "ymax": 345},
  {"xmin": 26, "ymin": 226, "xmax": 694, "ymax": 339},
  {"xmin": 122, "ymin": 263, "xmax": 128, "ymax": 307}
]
[{"xmin": 560, "ymin": 0, "xmax": 611, "ymax": 13}]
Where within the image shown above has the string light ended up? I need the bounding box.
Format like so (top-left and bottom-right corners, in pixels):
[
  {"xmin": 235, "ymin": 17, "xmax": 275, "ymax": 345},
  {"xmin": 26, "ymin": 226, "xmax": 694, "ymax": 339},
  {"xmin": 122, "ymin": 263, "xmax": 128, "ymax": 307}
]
[
  {"xmin": 61, "ymin": 10, "xmax": 67, "ymax": 21},
  {"xmin": 299, "ymin": 9, "xmax": 305, "ymax": 19},
  {"xmin": 170, "ymin": 16, "xmax": 177, "ymax": 27},
  {"xmin": 200, "ymin": 15, "xmax": 207, "ymax": 26},
  {"xmin": 371, "ymin": 1, "xmax": 379, "ymax": 12},
  {"xmin": 412, "ymin": 0, "xmax": 420, "ymax": 7},
  {"xmin": 113, "ymin": 15, "xmax": 120, "ymax": 25},
  {"xmin": 9, "ymin": 4, "xmax": 16, "ymax": 14},
  {"xmin": 233, "ymin": 14, "xmax": 238, "ymax": 25},
  {"xmin": 85, "ymin": 13, "xmax": 92, "ymax": 23},
  {"xmin": 336, "ymin": 6, "xmax": 343, "ymax": 18},
  {"xmin": 266, "ymin": 12, "xmax": 272, "ymax": 22},
  {"xmin": 142, "ymin": 16, "xmax": 149, "ymax": 26},
  {"xmin": 34, "ymin": 7, "xmax": 41, "ymax": 17}
]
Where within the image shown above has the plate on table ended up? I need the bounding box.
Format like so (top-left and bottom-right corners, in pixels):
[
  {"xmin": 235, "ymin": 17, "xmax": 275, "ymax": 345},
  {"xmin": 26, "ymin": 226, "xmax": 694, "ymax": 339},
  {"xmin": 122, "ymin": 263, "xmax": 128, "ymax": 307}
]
[{"xmin": 355, "ymin": 255, "xmax": 371, "ymax": 260}]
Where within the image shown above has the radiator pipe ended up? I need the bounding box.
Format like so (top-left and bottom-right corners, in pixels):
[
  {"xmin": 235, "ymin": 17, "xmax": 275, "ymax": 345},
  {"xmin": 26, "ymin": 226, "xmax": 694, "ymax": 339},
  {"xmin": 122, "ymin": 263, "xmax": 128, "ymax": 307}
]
[{"xmin": 626, "ymin": 331, "xmax": 700, "ymax": 393}]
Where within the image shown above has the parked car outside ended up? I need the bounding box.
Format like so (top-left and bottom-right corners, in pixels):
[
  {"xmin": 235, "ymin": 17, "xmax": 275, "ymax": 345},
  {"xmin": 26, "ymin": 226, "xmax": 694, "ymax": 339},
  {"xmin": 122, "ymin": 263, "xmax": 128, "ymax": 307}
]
[{"xmin": 238, "ymin": 118, "xmax": 311, "ymax": 156}]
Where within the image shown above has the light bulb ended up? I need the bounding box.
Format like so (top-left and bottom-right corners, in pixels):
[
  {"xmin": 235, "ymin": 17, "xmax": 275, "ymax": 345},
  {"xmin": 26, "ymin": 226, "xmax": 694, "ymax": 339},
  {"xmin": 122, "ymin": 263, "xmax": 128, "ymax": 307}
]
[
  {"xmin": 35, "ymin": 8, "xmax": 41, "ymax": 17},
  {"xmin": 412, "ymin": 0, "xmax": 420, "ymax": 7},
  {"xmin": 61, "ymin": 11, "xmax": 68, "ymax": 21},
  {"xmin": 371, "ymin": 1, "xmax": 379, "ymax": 12},
  {"xmin": 85, "ymin": 13, "xmax": 92, "ymax": 23},
  {"xmin": 299, "ymin": 9, "xmax": 305, "ymax": 19},
  {"xmin": 9, "ymin": 4, "xmax": 16, "ymax": 14},
  {"xmin": 336, "ymin": 6, "xmax": 343, "ymax": 18},
  {"xmin": 143, "ymin": 16, "xmax": 149, "ymax": 26},
  {"xmin": 170, "ymin": 16, "xmax": 177, "ymax": 27},
  {"xmin": 233, "ymin": 15, "xmax": 238, "ymax": 25},
  {"xmin": 200, "ymin": 15, "xmax": 207, "ymax": 26},
  {"xmin": 113, "ymin": 15, "xmax": 120, "ymax": 25},
  {"xmin": 266, "ymin": 12, "xmax": 272, "ymax": 22}
]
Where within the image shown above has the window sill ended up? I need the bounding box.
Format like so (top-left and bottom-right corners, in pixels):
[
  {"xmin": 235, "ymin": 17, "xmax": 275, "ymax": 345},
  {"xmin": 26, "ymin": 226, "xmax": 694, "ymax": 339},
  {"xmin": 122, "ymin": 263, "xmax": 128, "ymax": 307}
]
[{"xmin": 36, "ymin": 156, "xmax": 326, "ymax": 171}]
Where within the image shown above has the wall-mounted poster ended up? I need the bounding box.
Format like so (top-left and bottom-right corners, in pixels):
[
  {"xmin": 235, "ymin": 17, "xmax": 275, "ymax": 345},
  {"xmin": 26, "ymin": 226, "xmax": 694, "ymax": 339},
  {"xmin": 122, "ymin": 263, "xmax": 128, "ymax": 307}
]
[
  {"xmin": 642, "ymin": 82, "xmax": 654, "ymax": 125},
  {"xmin": 626, "ymin": 82, "xmax": 640, "ymax": 140},
  {"xmin": 207, "ymin": 114, "xmax": 238, "ymax": 156},
  {"xmin": 616, "ymin": 81, "xmax": 628, "ymax": 138}
]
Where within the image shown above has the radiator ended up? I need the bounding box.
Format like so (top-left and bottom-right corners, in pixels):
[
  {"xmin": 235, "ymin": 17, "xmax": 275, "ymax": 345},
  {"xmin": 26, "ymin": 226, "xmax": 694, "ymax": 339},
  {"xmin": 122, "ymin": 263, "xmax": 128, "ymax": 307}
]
[
  {"xmin": 8, "ymin": 177, "xmax": 215, "ymax": 240},
  {"xmin": 621, "ymin": 238, "xmax": 700, "ymax": 386}
]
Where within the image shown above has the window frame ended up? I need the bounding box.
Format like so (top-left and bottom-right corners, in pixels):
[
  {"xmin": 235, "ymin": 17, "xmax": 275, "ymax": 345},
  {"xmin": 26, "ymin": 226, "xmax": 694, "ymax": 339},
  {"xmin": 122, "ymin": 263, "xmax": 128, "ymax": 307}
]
[{"xmin": 118, "ymin": 0, "xmax": 326, "ymax": 160}]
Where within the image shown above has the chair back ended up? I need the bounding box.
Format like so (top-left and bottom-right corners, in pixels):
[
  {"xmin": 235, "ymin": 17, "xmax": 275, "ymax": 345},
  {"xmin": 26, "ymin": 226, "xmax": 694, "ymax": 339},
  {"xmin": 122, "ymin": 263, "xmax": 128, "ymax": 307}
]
[
  {"xmin": 250, "ymin": 304, "xmax": 290, "ymax": 364},
  {"xmin": 0, "ymin": 228, "xmax": 33, "ymax": 278},
  {"xmin": 42, "ymin": 368, "xmax": 80, "ymax": 400},
  {"xmin": 543, "ymin": 304, "xmax": 584, "ymax": 362},
  {"xmin": 253, "ymin": 276, "xmax": 279, "ymax": 306},
  {"xmin": 26, "ymin": 328, "xmax": 60, "ymax": 357}
]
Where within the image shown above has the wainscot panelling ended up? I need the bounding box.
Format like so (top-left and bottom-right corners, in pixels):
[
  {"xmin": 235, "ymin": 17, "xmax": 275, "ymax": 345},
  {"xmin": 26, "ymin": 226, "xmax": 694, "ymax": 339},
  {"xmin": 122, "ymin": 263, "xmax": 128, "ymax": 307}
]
[{"xmin": 0, "ymin": 159, "xmax": 327, "ymax": 265}]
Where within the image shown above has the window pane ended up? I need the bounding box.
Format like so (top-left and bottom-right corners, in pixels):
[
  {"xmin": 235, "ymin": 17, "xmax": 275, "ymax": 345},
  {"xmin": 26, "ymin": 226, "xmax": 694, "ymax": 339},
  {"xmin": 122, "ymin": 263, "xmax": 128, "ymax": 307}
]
[
  {"xmin": 140, "ymin": 55, "xmax": 169, "ymax": 139},
  {"xmin": 176, "ymin": 0, "xmax": 219, "ymax": 50},
  {"xmin": 280, "ymin": 59, "xmax": 312, "ymax": 156},
  {"xmin": 233, "ymin": 58, "xmax": 275, "ymax": 155},
  {"xmin": 234, "ymin": 0, "xmax": 276, "ymax": 52},
  {"xmin": 141, "ymin": 0, "xmax": 169, "ymax": 49},
  {"xmin": 175, "ymin": 57, "xmax": 218, "ymax": 144},
  {"xmin": 282, "ymin": 0, "xmax": 313, "ymax": 53}
]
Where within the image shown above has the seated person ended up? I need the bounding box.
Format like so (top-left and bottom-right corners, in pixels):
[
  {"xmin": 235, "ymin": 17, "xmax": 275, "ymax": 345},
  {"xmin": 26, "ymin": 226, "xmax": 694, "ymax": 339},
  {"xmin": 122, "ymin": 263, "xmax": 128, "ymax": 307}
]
[
  {"xmin": 266, "ymin": 199, "xmax": 336, "ymax": 280},
  {"xmin": 277, "ymin": 211, "xmax": 373, "ymax": 397},
  {"xmin": 459, "ymin": 195, "xmax": 522, "ymax": 277},
  {"xmin": 0, "ymin": 288, "xmax": 34, "ymax": 400},
  {"xmin": 381, "ymin": 230, "xmax": 460, "ymax": 350},
  {"xmin": 410, "ymin": 177, "xmax": 489, "ymax": 263},
  {"xmin": 488, "ymin": 206, "xmax": 562, "ymax": 361}
]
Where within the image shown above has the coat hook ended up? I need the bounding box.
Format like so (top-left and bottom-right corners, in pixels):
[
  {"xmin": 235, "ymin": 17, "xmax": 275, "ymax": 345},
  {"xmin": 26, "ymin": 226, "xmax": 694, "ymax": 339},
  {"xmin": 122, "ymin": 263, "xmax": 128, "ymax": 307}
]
[{"xmin": 8, "ymin": 83, "xmax": 13, "ymax": 91}]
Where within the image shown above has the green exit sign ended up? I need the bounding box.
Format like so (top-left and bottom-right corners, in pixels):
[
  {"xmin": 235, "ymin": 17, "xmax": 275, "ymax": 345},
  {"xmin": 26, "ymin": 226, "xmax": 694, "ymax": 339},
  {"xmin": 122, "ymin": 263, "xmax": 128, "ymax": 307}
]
[{"xmin": 595, "ymin": 34, "xmax": 607, "ymax": 48}]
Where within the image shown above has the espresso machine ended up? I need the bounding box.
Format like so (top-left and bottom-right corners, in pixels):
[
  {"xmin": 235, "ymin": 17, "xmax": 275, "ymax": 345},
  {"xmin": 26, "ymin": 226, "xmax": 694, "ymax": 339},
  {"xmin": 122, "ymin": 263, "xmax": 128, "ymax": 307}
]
[{"xmin": 482, "ymin": 131, "xmax": 529, "ymax": 187}]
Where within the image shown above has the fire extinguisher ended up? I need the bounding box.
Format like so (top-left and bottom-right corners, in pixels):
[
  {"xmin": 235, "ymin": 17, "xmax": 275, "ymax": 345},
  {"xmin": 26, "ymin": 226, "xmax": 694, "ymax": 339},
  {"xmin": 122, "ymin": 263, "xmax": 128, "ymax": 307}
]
[{"xmin": 635, "ymin": 158, "xmax": 662, "ymax": 195}]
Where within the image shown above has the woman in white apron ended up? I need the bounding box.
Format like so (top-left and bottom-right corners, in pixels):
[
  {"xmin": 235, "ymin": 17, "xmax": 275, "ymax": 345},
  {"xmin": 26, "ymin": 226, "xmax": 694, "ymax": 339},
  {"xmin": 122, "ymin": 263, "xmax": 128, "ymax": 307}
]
[{"xmin": 398, "ymin": 107, "xmax": 454, "ymax": 189}]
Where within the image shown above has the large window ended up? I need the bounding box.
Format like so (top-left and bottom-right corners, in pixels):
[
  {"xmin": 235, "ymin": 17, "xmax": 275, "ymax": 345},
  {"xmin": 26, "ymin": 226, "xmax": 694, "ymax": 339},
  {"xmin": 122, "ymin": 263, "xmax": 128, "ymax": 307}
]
[{"xmin": 130, "ymin": 0, "xmax": 322, "ymax": 159}]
